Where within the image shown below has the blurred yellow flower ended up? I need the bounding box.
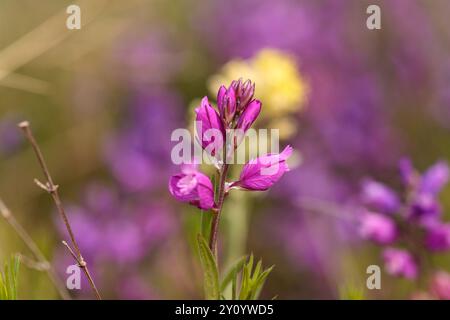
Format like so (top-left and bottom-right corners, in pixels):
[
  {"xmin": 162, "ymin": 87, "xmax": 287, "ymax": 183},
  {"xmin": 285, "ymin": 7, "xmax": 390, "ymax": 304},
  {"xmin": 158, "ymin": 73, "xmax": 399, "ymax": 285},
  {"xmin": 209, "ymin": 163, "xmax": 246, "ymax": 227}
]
[{"xmin": 208, "ymin": 48, "xmax": 308, "ymax": 119}]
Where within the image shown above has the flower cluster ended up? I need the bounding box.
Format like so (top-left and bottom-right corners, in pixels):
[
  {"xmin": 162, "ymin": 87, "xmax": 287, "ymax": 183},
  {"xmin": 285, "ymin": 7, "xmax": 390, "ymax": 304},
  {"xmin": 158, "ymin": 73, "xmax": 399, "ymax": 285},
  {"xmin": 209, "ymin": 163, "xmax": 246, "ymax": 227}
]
[
  {"xmin": 358, "ymin": 159, "xmax": 450, "ymax": 280},
  {"xmin": 169, "ymin": 79, "xmax": 292, "ymax": 210}
]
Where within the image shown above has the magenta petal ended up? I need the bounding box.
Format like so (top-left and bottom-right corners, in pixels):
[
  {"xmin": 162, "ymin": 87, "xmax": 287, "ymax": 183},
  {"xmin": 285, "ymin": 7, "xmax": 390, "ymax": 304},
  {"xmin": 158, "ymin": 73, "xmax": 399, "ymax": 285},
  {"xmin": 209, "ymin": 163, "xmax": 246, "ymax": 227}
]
[
  {"xmin": 217, "ymin": 85, "xmax": 237, "ymax": 122},
  {"xmin": 168, "ymin": 174, "xmax": 198, "ymax": 202},
  {"xmin": 217, "ymin": 86, "xmax": 227, "ymax": 116},
  {"xmin": 236, "ymin": 100, "xmax": 261, "ymax": 132},
  {"xmin": 235, "ymin": 145, "xmax": 292, "ymax": 191},
  {"xmin": 195, "ymin": 172, "xmax": 215, "ymax": 210},
  {"xmin": 195, "ymin": 96, "xmax": 225, "ymax": 151},
  {"xmin": 168, "ymin": 169, "xmax": 215, "ymax": 210},
  {"xmin": 224, "ymin": 87, "xmax": 236, "ymax": 122}
]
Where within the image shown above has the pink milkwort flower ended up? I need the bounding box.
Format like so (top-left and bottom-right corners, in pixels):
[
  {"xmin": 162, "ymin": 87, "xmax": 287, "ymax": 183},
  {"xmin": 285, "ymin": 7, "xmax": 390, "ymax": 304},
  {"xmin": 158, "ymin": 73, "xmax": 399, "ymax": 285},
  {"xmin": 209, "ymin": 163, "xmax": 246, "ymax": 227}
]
[
  {"xmin": 231, "ymin": 145, "xmax": 293, "ymax": 191},
  {"xmin": 169, "ymin": 80, "xmax": 291, "ymax": 298},
  {"xmin": 169, "ymin": 79, "xmax": 293, "ymax": 212},
  {"xmin": 169, "ymin": 164, "xmax": 215, "ymax": 210},
  {"xmin": 383, "ymin": 248, "xmax": 418, "ymax": 279},
  {"xmin": 195, "ymin": 96, "xmax": 225, "ymax": 154}
]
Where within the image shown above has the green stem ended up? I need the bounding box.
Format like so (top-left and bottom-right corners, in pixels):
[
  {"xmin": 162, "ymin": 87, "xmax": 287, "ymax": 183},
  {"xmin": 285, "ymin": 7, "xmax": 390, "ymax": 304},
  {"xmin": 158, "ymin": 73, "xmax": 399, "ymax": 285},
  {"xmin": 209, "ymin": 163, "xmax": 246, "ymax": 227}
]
[{"xmin": 209, "ymin": 164, "xmax": 229, "ymax": 258}]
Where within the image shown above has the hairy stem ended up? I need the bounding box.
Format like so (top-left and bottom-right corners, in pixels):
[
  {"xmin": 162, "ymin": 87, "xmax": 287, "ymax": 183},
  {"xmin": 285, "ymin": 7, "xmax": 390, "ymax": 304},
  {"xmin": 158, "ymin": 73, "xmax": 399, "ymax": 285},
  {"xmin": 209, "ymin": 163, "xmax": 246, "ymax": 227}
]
[
  {"xmin": 18, "ymin": 121, "xmax": 101, "ymax": 300},
  {"xmin": 209, "ymin": 164, "xmax": 229, "ymax": 257},
  {"xmin": 0, "ymin": 198, "xmax": 71, "ymax": 300}
]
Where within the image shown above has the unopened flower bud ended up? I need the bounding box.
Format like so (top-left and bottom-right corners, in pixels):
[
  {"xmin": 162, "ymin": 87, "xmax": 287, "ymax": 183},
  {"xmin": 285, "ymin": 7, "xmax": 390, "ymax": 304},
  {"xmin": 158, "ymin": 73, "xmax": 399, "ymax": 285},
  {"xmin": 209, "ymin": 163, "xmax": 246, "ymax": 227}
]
[
  {"xmin": 217, "ymin": 85, "xmax": 237, "ymax": 124},
  {"xmin": 231, "ymin": 78, "xmax": 255, "ymax": 112}
]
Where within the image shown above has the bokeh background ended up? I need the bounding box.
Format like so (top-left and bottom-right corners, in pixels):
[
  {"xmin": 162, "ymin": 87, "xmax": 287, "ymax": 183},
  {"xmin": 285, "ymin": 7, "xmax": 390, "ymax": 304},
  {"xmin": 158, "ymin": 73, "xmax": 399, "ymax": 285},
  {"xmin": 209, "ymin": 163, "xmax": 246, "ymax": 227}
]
[{"xmin": 0, "ymin": 0, "xmax": 449, "ymax": 299}]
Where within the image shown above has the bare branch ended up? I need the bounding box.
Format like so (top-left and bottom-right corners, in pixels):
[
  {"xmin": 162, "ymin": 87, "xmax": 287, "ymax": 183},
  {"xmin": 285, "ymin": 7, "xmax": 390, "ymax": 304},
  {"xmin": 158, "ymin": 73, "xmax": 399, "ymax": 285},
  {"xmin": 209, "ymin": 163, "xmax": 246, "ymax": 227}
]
[
  {"xmin": 18, "ymin": 121, "xmax": 101, "ymax": 300},
  {"xmin": 17, "ymin": 253, "xmax": 50, "ymax": 271}
]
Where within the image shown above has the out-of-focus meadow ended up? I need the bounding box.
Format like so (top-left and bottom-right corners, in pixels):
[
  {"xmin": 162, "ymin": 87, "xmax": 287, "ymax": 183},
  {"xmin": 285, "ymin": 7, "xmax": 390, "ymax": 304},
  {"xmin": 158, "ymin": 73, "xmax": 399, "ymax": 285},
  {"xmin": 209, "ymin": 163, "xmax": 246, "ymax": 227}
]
[{"xmin": 1, "ymin": 0, "xmax": 450, "ymax": 299}]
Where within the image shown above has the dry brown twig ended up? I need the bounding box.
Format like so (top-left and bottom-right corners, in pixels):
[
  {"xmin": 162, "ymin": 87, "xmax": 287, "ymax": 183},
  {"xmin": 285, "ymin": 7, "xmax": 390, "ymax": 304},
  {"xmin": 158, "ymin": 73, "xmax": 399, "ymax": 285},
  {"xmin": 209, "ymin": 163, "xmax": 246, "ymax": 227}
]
[
  {"xmin": 0, "ymin": 198, "xmax": 70, "ymax": 299},
  {"xmin": 18, "ymin": 121, "xmax": 101, "ymax": 300}
]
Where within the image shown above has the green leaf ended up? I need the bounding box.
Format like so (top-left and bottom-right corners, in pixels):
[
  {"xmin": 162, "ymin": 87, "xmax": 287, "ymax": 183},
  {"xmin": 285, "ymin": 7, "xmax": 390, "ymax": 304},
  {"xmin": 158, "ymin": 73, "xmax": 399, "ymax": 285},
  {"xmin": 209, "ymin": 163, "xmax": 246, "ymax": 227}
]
[
  {"xmin": 231, "ymin": 255, "xmax": 275, "ymax": 300},
  {"xmin": 250, "ymin": 265, "xmax": 274, "ymax": 300},
  {"xmin": 197, "ymin": 234, "xmax": 220, "ymax": 300},
  {"xmin": 239, "ymin": 262, "xmax": 250, "ymax": 300},
  {"xmin": 232, "ymin": 268, "xmax": 237, "ymax": 300},
  {"xmin": 247, "ymin": 254, "xmax": 254, "ymax": 276},
  {"xmin": 0, "ymin": 255, "xmax": 20, "ymax": 300},
  {"xmin": 220, "ymin": 255, "xmax": 248, "ymax": 293},
  {"xmin": 252, "ymin": 259, "xmax": 262, "ymax": 283}
]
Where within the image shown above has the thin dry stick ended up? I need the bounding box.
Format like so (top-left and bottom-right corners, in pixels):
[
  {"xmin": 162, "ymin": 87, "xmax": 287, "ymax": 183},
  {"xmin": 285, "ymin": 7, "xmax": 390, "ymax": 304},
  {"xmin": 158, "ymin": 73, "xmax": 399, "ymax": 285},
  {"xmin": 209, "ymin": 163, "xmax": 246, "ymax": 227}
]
[
  {"xmin": 18, "ymin": 121, "xmax": 101, "ymax": 300},
  {"xmin": 0, "ymin": 198, "xmax": 71, "ymax": 300},
  {"xmin": 16, "ymin": 253, "xmax": 49, "ymax": 271}
]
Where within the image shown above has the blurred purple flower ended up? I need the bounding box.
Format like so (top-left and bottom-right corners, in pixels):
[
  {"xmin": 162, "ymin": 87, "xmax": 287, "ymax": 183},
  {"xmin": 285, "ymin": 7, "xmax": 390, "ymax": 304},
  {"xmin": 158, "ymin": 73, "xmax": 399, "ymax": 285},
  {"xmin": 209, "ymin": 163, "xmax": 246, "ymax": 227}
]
[
  {"xmin": 398, "ymin": 159, "xmax": 449, "ymax": 223},
  {"xmin": 358, "ymin": 211, "xmax": 397, "ymax": 245},
  {"xmin": 425, "ymin": 223, "xmax": 450, "ymax": 252},
  {"xmin": 361, "ymin": 180, "xmax": 400, "ymax": 214},
  {"xmin": 409, "ymin": 192, "xmax": 441, "ymax": 222},
  {"xmin": 358, "ymin": 158, "xmax": 450, "ymax": 283},
  {"xmin": 419, "ymin": 161, "xmax": 449, "ymax": 196},
  {"xmin": 383, "ymin": 248, "xmax": 418, "ymax": 279}
]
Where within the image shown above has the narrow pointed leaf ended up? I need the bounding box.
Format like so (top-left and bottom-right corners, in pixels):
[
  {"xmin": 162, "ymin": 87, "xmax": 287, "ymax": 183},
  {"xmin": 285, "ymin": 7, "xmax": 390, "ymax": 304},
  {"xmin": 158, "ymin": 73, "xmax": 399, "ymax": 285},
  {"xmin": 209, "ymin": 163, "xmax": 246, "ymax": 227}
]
[
  {"xmin": 232, "ymin": 268, "xmax": 237, "ymax": 300},
  {"xmin": 197, "ymin": 234, "xmax": 220, "ymax": 300},
  {"xmin": 251, "ymin": 265, "xmax": 274, "ymax": 300},
  {"xmin": 252, "ymin": 259, "xmax": 263, "ymax": 283},
  {"xmin": 220, "ymin": 255, "xmax": 248, "ymax": 293}
]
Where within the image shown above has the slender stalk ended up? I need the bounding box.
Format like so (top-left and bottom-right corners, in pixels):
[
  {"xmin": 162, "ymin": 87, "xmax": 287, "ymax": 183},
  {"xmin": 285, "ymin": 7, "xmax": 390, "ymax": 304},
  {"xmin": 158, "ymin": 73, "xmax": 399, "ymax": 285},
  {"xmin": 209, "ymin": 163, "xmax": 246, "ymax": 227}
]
[
  {"xmin": 0, "ymin": 198, "xmax": 71, "ymax": 300},
  {"xmin": 209, "ymin": 164, "xmax": 229, "ymax": 257},
  {"xmin": 18, "ymin": 121, "xmax": 101, "ymax": 300}
]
